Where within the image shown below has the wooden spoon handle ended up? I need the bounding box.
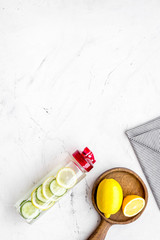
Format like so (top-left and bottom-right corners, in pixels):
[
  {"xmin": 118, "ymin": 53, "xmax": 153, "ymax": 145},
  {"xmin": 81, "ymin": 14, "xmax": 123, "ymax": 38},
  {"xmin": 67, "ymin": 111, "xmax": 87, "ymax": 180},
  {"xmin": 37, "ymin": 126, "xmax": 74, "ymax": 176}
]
[{"xmin": 87, "ymin": 218, "xmax": 112, "ymax": 240}]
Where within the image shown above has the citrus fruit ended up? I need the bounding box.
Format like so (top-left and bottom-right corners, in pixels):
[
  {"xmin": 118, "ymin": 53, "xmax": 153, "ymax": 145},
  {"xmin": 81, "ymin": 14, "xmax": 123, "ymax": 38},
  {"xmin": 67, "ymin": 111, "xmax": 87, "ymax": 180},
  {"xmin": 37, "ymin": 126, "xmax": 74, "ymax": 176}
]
[
  {"xmin": 42, "ymin": 176, "xmax": 55, "ymax": 200},
  {"xmin": 122, "ymin": 195, "xmax": 145, "ymax": 217},
  {"xmin": 36, "ymin": 185, "xmax": 48, "ymax": 203},
  {"xmin": 96, "ymin": 178, "xmax": 123, "ymax": 218},
  {"xmin": 56, "ymin": 167, "xmax": 77, "ymax": 189},
  {"xmin": 31, "ymin": 188, "xmax": 55, "ymax": 210}
]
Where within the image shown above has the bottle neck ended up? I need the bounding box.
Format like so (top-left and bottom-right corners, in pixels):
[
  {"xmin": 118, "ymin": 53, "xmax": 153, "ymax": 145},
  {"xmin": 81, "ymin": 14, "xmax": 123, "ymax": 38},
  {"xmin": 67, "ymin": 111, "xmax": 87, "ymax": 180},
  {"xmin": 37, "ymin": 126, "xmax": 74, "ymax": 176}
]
[
  {"xmin": 72, "ymin": 147, "xmax": 95, "ymax": 172},
  {"xmin": 71, "ymin": 156, "xmax": 87, "ymax": 173},
  {"xmin": 72, "ymin": 150, "xmax": 93, "ymax": 172}
]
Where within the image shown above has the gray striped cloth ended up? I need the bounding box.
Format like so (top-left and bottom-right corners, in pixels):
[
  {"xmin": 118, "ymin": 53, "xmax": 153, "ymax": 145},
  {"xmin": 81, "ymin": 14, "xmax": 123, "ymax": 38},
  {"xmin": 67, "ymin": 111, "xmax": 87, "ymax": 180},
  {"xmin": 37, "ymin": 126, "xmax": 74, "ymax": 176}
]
[{"xmin": 126, "ymin": 117, "xmax": 160, "ymax": 209}]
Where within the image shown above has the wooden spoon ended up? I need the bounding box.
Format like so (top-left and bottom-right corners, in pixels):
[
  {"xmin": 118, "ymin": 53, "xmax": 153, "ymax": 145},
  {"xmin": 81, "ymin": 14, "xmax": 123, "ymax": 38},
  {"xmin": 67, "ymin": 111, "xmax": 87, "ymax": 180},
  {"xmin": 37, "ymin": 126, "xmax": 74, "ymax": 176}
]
[{"xmin": 87, "ymin": 167, "xmax": 148, "ymax": 240}]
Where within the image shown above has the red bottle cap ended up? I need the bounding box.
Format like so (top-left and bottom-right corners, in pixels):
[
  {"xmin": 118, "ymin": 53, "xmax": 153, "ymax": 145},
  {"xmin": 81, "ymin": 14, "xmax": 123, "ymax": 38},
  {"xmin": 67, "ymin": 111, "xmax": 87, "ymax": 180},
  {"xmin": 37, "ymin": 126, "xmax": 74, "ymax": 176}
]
[{"xmin": 72, "ymin": 147, "xmax": 96, "ymax": 172}]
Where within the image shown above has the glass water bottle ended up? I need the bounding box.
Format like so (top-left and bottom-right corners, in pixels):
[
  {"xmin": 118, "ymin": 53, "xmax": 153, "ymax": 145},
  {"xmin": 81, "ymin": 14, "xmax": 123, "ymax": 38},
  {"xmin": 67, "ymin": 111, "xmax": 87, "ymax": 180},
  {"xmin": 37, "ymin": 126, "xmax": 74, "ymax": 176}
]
[{"xmin": 15, "ymin": 147, "xmax": 96, "ymax": 223}]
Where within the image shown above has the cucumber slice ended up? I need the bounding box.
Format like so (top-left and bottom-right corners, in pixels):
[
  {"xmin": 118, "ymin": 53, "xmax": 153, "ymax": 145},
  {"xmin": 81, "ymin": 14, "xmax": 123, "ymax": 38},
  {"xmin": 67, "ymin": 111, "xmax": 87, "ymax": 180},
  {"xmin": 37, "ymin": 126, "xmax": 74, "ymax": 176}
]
[
  {"xmin": 50, "ymin": 179, "xmax": 67, "ymax": 197},
  {"xmin": 36, "ymin": 185, "xmax": 47, "ymax": 203},
  {"xmin": 20, "ymin": 200, "xmax": 27, "ymax": 206},
  {"xmin": 20, "ymin": 200, "xmax": 40, "ymax": 219}
]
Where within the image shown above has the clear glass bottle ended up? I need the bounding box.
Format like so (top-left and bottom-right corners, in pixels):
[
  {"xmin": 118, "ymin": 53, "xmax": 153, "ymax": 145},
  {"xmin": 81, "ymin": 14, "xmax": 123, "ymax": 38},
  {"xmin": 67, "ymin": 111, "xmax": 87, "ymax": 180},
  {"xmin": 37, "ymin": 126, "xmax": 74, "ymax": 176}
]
[{"xmin": 15, "ymin": 147, "xmax": 96, "ymax": 223}]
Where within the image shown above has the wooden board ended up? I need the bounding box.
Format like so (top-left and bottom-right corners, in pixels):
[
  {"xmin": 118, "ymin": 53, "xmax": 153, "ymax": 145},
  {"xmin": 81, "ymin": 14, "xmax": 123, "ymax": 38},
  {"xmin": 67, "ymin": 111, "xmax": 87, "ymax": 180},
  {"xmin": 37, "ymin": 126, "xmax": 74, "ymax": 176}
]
[
  {"xmin": 92, "ymin": 167, "xmax": 148, "ymax": 224},
  {"xmin": 87, "ymin": 168, "xmax": 148, "ymax": 240}
]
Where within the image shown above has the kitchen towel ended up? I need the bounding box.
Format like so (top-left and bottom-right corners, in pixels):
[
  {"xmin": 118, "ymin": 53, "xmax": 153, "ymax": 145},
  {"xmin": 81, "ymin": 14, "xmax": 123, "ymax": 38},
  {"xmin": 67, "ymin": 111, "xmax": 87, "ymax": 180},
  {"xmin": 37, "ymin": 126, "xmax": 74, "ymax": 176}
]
[{"xmin": 126, "ymin": 117, "xmax": 160, "ymax": 209}]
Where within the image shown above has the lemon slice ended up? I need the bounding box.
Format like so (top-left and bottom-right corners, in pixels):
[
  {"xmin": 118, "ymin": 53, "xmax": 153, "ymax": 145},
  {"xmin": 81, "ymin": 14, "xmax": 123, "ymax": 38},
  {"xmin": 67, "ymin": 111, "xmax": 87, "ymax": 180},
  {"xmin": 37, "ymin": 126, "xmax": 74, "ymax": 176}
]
[
  {"xmin": 36, "ymin": 185, "xmax": 48, "ymax": 203},
  {"xmin": 42, "ymin": 176, "xmax": 55, "ymax": 200},
  {"xmin": 31, "ymin": 188, "xmax": 55, "ymax": 210},
  {"xmin": 122, "ymin": 195, "xmax": 145, "ymax": 217},
  {"xmin": 56, "ymin": 167, "xmax": 77, "ymax": 189}
]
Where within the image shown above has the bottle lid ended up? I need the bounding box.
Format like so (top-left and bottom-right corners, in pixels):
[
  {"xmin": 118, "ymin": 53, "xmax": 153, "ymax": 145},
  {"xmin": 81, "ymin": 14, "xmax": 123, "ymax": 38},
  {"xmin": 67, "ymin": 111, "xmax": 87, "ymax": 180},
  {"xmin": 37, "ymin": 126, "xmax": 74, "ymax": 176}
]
[{"xmin": 72, "ymin": 147, "xmax": 96, "ymax": 172}]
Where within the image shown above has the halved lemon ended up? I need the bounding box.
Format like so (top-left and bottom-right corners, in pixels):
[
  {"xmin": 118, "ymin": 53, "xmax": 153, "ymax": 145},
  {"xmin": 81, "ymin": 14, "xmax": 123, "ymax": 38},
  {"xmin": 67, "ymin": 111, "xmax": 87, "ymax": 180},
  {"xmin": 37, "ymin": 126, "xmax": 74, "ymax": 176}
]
[
  {"xmin": 31, "ymin": 188, "xmax": 55, "ymax": 210},
  {"xmin": 56, "ymin": 167, "xmax": 77, "ymax": 189},
  {"xmin": 122, "ymin": 195, "xmax": 145, "ymax": 217}
]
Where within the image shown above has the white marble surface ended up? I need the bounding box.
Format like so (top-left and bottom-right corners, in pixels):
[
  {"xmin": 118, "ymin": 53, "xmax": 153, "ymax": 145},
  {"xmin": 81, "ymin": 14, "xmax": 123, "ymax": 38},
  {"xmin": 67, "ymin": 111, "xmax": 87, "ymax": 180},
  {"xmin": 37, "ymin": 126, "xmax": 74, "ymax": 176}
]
[{"xmin": 0, "ymin": 0, "xmax": 160, "ymax": 239}]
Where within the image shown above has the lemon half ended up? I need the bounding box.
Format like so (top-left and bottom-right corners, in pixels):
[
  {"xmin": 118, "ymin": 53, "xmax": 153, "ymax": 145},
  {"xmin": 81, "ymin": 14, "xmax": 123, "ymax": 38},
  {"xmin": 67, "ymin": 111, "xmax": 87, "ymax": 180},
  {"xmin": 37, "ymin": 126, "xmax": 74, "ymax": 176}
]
[{"xmin": 122, "ymin": 195, "xmax": 145, "ymax": 217}]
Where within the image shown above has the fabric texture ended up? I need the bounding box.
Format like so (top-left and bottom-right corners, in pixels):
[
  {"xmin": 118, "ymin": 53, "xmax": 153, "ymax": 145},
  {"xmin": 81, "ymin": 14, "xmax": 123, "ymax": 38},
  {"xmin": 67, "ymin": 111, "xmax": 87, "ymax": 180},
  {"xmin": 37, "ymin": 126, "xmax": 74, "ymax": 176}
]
[{"xmin": 126, "ymin": 117, "xmax": 160, "ymax": 209}]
